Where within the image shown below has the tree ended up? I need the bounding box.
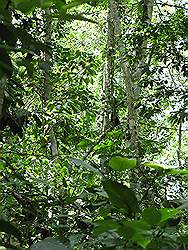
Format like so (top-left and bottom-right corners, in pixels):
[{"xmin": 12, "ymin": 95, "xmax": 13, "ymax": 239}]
[{"xmin": 0, "ymin": 0, "xmax": 187, "ymax": 249}]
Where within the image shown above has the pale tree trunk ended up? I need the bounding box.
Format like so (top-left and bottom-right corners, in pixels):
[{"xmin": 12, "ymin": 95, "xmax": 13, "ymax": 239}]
[
  {"xmin": 43, "ymin": 10, "xmax": 58, "ymax": 220},
  {"xmin": 177, "ymin": 118, "xmax": 182, "ymax": 167},
  {"xmin": 102, "ymin": 6, "xmax": 115, "ymax": 132},
  {"xmin": 43, "ymin": 10, "xmax": 58, "ymax": 159},
  {"xmin": 133, "ymin": 0, "xmax": 154, "ymax": 85},
  {"xmin": 100, "ymin": 4, "xmax": 116, "ymax": 171},
  {"xmin": 109, "ymin": 0, "xmax": 154, "ymax": 192},
  {"xmin": 109, "ymin": 0, "xmax": 154, "ymax": 161},
  {"xmin": 109, "ymin": 0, "xmax": 140, "ymax": 159}
]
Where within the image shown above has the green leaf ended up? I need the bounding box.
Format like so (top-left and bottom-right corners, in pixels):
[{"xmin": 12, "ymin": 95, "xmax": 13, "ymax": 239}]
[
  {"xmin": 40, "ymin": 0, "xmax": 54, "ymax": 9},
  {"xmin": 0, "ymin": 160, "xmax": 5, "ymax": 171},
  {"xmin": 143, "ymin": 207, "xmax": 161, "ymax": 225},
  {"xmin": 126, "ymin": 219, "xmax": 151, "ymax": 231},
  {"xmin": 109, "ymin": 156, "xmax": 137, "ymax": 171},
  {"xmin": 30, "ymin": 237, "xmax": 68, "ymax": 250},
  {"xmin": 168, "ymin": 169, "xmax": 188, "ymax": 175},
  {"xmin": 118, "ymin": 220, "xmax": 151, "ymax": 248},
  {"xmin": 70, "ymin": 157, "xmax": 102, "ymax": 176},
  {"xmin": 118, "ymin": 224, "xmax": 136, "ymax": 240},
  {"xmin": 94, "ymin": 219, "xmax": 120, "ymax": 236},
  {"xmin": 132, "ymin": 235, "xmax": 151, "ymax": 249},
  {"xmin": 76, "ymin": 139, "xmax": 91, "ymax": 148},
  {"xmin": 144, "ymin": 163, "xmax": 188, "ymax": 175},
  {"xmin": 103, "ymin": 180, "xmax": 139, "ymax": 215},
  {"xmin": 159, "ymin": 208, "xmax": 179, "ymax": 222},
  {"xmin": 12, "ymin": 0, "xmax": 38, "ymax": 13},
  {"xmin": 144, "ymin": 162, "xmax": 177, "ymax": 170},
  {"xmin": 0, "ymin": 219, "xmax": 22, "ymax": 241}
]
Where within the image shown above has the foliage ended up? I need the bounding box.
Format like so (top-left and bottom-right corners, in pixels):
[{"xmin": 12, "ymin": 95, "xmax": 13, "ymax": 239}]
[{"xmin": 0, "ymin": 0, "xmax": 187, "ymax": 249}]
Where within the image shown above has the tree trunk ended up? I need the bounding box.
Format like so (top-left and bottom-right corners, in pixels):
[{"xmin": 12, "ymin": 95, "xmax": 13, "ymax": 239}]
[
  {"xmin": 42, "ymin": 10, "xmax": 58, "ymax": 220},
  {"xmin": 100, "ymin": 3, "xmax": 116, "ymax": 171},
  {"xmin": 102, "ymin": 6, "xmax": 115, "ymax": 132},
  {"xmin": 109, "ymin": 0, "xmax": 140, "ymax": 159},
  {"xmin": 133, "ymin": 0, "xmax": 154, "ymax": 84},
  {"xmin": 0, "ymin": 77, "xmax": 6, "ymax": 119},
  {"xmin": 43, "ymin": 10, "xmax": 58, "ymax": 159}
]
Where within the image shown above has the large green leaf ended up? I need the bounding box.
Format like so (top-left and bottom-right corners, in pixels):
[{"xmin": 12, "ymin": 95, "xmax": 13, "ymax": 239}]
[
  {"xmin": 30, "ymin": 237, "xmax": 68, "ymax": 250},
  {"xmin": 143, "ymin": 207, "xmax": 161, "ymax": 225},
  {"xmin": 0, "ymin": 219, "xmax": 22, "ymax": 241},
  {"xmin": 118, "ymin": 224, "xmax": 136, "ymax": 240},
  {"xmin": 12, "ymin": 0, "xmax": 38, "ymax": 13},
  {"xmin": 109, "ymin": 156, "xmax": 137, "ymax": 171},
  {"xmin": 132, "ymin": 234, "xmax": 151, "ymax": 249},
  {"xmin": 94, "ymin": 219, "xmax": 120, "ymax": 236},
  {"xmin": 103, "ymin": 180, "xmax": 139, "ymax": 215},
  {"xmin": 159, "ymin": 208, "xmax": 179, "ymax": 222},
  {"xmin": 144, "ymin": 163, "xmax": 188, "ymax": 175},
  {"xmin": 39, "ymin": 0, "xmax": 54, "ymax": 9},
  {"xmin": 168, "ymin": 169, "xmax": 188, "ymax": 175},
  {"xmin": 144, "ymin": 162, "xmax": 177, "ymax": 170},
  {"xmin": 118, "ymin": 220, "xmax": 151, "ymax": 248}
]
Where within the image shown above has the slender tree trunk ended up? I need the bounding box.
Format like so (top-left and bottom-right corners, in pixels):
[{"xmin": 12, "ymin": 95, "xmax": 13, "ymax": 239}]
[
  {"xmin": 0, "ymin": 77, "xmax": 6, "ymax": 119},
  {"xmin": 43, "ymin": 10, "xmax": 58, "ymax": 221},
  {"xmin": 109, "ymin": 0, "xmax": 140, "ymax": 159},
  {"xmin": 133, "ymin": 0, "xmax": 154, "ymax": 84},
  {"xmin": 109, "ymin": 0, "xmax": 154, "ymax": 160},
  {"xmin": 102, "ymin": 6, "xmax": 115, "ymax": 132},
  {"xmin": 177, "ymin": 118, "xmax": 182, "ymax": 167},
  {"xmin": 0, "ymin": 1, "xmax": 12, "ymax": 121},
  {"xmin": 100, "ymin": 3, "xmax": 116, "ymax": 171},
  {"xmin": 43, "ymin": 10, "xmax": 58, "ymax": 159},
  {"xmin": 109, "ymin": 0, "xmax": 154, "ymax": 192}
]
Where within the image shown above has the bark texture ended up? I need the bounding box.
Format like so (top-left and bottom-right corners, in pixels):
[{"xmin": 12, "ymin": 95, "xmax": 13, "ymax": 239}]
[
  {"xmin": 43, "ymin": 10, "xmax": 58, "ymax": 158},
  {"xmin": 102, "ymin": 5, "xmax": 115, "ymax": 132},
  {"xmin": 110, "ymin": 0, "xmax": 140, "ymax": 158},
  {"xmin": 109, "ymin": 0, "xmax": 154, "ymax": 160}
]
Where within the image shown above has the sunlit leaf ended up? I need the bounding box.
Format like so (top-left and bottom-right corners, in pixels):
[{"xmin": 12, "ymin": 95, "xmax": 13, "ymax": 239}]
[
  {"xmin": 169, "ymin": 169, "xmax": 188, "ymax": 175},
  {"xmin": 144, "ymin": 162, "xmax": 177, "ymax": 170},
  {"xmin": 159, "ymin": 208, "xmax": 179, "ymax": 222},
  {"xmin": 109, "ymin": 156, "xmax": 137, "ymax": 171}
]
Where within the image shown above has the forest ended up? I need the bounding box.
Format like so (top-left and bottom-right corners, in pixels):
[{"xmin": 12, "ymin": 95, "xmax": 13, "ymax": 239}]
[{"xmin": 0, "ymin": 0, "xmax": 187, "ymax": 249}]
